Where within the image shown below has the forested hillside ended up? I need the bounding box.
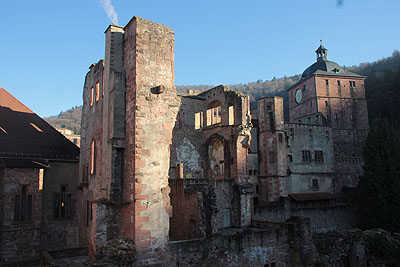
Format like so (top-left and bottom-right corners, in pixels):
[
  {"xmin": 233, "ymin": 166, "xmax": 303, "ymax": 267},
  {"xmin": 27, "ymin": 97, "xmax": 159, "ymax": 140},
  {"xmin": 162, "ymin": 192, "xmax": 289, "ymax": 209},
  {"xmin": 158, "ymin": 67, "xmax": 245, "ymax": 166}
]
[
  {"xmin": 44, "ymin": 50, "xmax": 400, "ymax": 133},
  {"xmin": 45, "ymin": 106, "xmax": 82, "ymax": 134}
]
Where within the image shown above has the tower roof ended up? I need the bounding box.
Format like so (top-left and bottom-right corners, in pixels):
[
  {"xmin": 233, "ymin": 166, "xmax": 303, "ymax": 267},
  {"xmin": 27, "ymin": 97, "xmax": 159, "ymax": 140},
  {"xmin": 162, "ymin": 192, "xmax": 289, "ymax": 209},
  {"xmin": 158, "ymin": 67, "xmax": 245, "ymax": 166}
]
[{"xmin": 300, "ymin": 44, "xmax": 364, "ymax": 80}]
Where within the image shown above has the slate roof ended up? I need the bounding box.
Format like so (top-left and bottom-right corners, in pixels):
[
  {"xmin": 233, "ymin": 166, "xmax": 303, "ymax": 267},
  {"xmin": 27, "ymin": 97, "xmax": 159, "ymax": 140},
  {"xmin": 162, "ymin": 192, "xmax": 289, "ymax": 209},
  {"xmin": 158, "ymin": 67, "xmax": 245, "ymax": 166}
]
[
  {"xmin": 0, "ymin": 87, "xmax": 79, "ymax": 161},
  {"xmin": 301, "ymin": 59, "xmax": 364, "ymax": 80}
]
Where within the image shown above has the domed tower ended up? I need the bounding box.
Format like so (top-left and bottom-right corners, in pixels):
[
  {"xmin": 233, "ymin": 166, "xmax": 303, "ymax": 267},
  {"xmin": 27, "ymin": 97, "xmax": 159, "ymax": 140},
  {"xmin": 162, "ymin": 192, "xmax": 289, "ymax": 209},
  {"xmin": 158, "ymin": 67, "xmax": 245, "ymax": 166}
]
[{"xmin": 287, "ymin": 43, "xmax": 369, "ymax": 194}]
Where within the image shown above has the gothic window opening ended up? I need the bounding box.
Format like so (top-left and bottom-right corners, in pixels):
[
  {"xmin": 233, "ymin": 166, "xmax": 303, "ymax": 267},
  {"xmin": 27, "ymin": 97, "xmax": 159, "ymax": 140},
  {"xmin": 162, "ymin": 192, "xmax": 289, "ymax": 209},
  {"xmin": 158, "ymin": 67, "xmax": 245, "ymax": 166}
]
[
  {"xmin": 269, "ymin": 151, "xmax": 275, "ymax": 163},
  {"xmin": 14, "ymin": 185, "xmax": 32, "ymax": 222},
  {"xmin": 54, "ymin": 185, "xmax": 72, "ymax": 219}
]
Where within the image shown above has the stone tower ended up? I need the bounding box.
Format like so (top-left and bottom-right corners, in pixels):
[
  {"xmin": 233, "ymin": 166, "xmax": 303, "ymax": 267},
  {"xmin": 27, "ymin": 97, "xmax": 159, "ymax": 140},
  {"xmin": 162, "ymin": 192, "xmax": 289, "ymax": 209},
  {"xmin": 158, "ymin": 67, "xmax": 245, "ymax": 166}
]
[
  {"xmin": 257, "ymin": 97, "xmax": 288, "ymax": 203},
  {"xmin": 79, "ymin": 17, "xmax": 179, "ymax": 265},
  {"xmin": 287, "ymin": 44, "xmax": 369, "ymax": 194}
]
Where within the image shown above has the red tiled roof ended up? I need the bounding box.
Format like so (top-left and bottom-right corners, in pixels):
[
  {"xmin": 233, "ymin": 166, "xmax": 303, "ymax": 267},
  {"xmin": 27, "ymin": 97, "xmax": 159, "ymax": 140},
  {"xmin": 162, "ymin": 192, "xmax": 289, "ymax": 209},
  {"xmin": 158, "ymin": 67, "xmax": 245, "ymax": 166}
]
[
  {"xmin": 288, "ymin": 192, "xmax": 333, "ymax": 202},
  {"xmin": 0, "ymin": 87, "xmax": 79, "ymax": 160}
]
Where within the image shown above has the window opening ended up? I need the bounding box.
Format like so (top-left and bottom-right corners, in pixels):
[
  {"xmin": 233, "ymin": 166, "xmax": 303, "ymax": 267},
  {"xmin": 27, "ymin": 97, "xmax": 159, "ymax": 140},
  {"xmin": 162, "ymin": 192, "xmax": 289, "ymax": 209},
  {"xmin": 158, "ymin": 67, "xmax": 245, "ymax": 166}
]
[
  {"xmin": 90, "ymin": 140, "xmax": 95, "ymax": 175},
  {"xmin": 14, "ymin": 185, "xmax": 32, "ymax": 221},
  {"xmin": 302, "ymin": 150, "xmax": 311, "ymax": 162},
  {"xmin": 90, "ymin": 87, "xmax": 94, "ymax": 106},
  {"xmin": 95, "ymin": 82, "xmax": 100, "ymax": 102},
  {"xmin": 315, "ymin": 151, "xmax": 324, "ymax": 162}
]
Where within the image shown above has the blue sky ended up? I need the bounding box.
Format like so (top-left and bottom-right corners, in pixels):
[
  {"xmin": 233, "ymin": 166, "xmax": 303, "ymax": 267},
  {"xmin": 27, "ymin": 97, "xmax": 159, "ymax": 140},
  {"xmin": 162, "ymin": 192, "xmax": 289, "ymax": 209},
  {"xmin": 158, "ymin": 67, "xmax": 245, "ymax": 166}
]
[{"xmin": 1, "ymin": 0, "xmax": 399, "ymax": 117}]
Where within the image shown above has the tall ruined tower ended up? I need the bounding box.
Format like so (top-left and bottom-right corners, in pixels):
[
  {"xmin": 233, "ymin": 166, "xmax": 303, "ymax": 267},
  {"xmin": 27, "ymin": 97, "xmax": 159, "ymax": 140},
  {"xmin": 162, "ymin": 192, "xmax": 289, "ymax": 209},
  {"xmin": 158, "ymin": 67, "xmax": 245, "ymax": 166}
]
[
  {"xmin": 79, "ymin": 17, "xmax": 179, "ymax": 265},
  {"xmin": 287, "ymin": 44, "xmax": 369, "ymax": 194},
  {"xmin": 257, "ymin": 97, "xmax": 288, "ymax": 203}
]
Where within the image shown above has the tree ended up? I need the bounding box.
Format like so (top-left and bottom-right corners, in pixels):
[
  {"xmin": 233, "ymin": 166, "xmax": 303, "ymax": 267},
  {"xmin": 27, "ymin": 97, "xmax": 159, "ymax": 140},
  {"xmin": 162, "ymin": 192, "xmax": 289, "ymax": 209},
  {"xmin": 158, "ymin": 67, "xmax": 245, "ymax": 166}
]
[{"xmin": 355, "ymin": 119, "xmax": 400, "ymax": 231}]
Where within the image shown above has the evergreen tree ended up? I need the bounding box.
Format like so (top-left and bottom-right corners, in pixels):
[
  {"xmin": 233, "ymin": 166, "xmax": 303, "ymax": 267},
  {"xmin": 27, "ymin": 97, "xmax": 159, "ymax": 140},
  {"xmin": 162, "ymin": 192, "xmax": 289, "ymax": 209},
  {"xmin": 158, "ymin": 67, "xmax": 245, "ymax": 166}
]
[{"xmin": 355, "ymin": 119, "xmax": 400, "ymax": 231}]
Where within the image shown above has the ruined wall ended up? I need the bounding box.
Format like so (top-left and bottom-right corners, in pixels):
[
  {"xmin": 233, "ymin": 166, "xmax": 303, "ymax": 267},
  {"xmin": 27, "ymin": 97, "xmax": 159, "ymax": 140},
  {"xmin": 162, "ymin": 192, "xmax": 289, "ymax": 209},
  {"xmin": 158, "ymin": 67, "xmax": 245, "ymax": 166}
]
[
  {"xmin": 0, "ymin": 167, "xmax": 42, "ymax": 264},
  {"xmin": 169, "ymin": 179, "xmax": 202, "ymax": 240},
  {"xmin": 122, "ymin": 17, "xmax": 180, "ymax": 265},
  {"xmin": 169, "ymin": 95, "xmax": 205, "ymax": 179},
  {"xmin": 169, "ymin": 227, "xmax": 290, "ymax": 266},
  {"xmin": 286, "ymin": 123, "xmax": 334, "ymax": 194},
  {"xmin": 40, "ymin": 161, "xmax": 79, "ymax": 251},
  {"xmin": 78, "ymin": 59, "xmax": 106, "ymax": 257}
]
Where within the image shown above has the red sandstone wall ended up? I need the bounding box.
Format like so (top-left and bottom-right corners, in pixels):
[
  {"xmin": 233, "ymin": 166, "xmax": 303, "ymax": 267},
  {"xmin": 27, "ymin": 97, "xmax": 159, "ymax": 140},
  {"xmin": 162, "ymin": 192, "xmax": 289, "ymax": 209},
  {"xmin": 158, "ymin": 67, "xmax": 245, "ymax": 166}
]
[{"xmin": 122, "ymin": 17, "xmax": 180, "ymax": 264}]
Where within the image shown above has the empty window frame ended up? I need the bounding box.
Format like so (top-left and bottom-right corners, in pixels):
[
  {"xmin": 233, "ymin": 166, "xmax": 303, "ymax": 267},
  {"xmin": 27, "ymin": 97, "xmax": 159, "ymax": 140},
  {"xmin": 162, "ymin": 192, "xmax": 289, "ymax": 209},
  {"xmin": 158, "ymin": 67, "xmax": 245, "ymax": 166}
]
[
  {"xmin": 195, "ymin": 112, "xmax": 203, "ymax": 130},
  {"xmin": 206, "ymin": 106, "xmax": 221, "ymax": 126},
  {"xmin": 349, "ymin": 81, "xmax": 356, "ymax": 87},
  {"xmin": 54, "ymin": 185, "xmax": 72, "ymax": 219},
  {"xmin": 325, "ymin": 101, "xmax": 328, "ymax": 107},
  {"xmin": 14, "ymin": 185, "xmax": 32, "ymax": 221},
  {"xmin": 90, "ymin": 140, "xmax": 95, "ymax": 175},
  {"xmin": 90, "ymin": 87, "xmax": 94, "ymax": 107},
  {"xmin": 314, "ymin": 151, "xmax": 324, "ymax": 163},
  {"xmin": 95, "ymin": 81, "xmax": 100, "ymax": 102},
  {"xmin": 228, "ymin": 105, "xmax": 234, "ymax": 125},
  {"xmin": 302, "ymin": 150, "xmax": 311, "ymax": 162},
  {"xmin": 325, "ymin": 79, "xmax": 329, "ymax": 86},
  {"xmin": 337, "ymin": 80, "xmax": 341, "ymax": 86}
]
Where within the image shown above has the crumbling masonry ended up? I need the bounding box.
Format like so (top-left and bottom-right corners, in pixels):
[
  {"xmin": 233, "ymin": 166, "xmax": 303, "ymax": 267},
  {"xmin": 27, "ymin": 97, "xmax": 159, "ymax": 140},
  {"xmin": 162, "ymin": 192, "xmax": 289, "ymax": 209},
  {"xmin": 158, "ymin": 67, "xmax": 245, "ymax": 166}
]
[{"xmin": 78, "ymin": 16, "xmax": 368, "ymax": 266}]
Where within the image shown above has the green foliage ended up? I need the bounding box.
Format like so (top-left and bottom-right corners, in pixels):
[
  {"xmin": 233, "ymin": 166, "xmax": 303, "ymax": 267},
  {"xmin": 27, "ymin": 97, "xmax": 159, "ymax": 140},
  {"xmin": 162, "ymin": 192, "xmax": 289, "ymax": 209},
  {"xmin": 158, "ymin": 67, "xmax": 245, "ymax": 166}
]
[
  {"xmin": 364, "ymin": 233, "xmax": 400, "ymax": 267},
  {"xmin": 355, "ymin": 119, "xmax": 400, "ymax": 232}
]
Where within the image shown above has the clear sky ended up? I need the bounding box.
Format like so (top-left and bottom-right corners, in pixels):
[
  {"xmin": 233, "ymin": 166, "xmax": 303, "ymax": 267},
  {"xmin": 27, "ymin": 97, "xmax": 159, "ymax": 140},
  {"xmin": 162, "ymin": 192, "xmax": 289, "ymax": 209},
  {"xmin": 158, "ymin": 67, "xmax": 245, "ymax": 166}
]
[{"xmin": 1, "ymin": 0, "xmax": 399, "ymax": 117}]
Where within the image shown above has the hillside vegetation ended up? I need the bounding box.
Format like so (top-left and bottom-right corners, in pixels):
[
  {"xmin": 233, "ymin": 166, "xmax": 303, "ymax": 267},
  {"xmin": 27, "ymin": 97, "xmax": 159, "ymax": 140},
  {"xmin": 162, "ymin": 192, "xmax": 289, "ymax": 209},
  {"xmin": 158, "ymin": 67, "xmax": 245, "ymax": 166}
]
[{"xmin": 44, "ymin": 50, "xmax": 400, "ymax": 133}]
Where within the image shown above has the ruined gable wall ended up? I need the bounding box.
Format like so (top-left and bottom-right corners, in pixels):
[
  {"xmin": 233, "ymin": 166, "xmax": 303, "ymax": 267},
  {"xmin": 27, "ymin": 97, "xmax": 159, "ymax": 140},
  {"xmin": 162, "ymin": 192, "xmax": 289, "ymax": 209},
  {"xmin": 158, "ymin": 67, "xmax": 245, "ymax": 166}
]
[{"xmin": 122, "ymin": 17, "xmax": 179, "ymax": 264}]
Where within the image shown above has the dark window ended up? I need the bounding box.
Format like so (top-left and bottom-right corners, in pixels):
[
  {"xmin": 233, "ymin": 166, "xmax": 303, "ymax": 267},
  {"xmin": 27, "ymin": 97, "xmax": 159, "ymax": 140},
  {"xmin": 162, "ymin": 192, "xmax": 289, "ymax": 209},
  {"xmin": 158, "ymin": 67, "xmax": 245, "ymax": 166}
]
[
  {"xmin": 254, "ymin": 197, "xmax": 259, "ymax": 206},
  {"xmin": 309, "ymin": 129, "xmax": 313, "ymax": 139},
  {"xmin": 289, "ymin": 128, "xmax": 294, "ymax": 138},
  {"xmin": 269, "ymin": 151, "xmax": 275, "ymax": 163},
  {"xmin": 288, "ymin": 155, "xmax": 293, "ymax": 162},
  {"xmin": 315, "ymin": 151, "xmax": 324, "ymax": 163},
  {"xmin": 302, "ymin": 150, "xmax": 311, "ymax": 162},
  {"xmin": 325, "ymin": 79, "xmax": 329, "ymax": 85},
  {"xmin": 256, "ymin": 185, "xmax": 259, "ymax": 194},
  {"xmin": 303, "ymin": 85, "xmax": 306, "ymax": 91},
  {"xmin": 266, "ymin": 103, "xmax": 272, "ymax": 111},
  {"xmin": 278, "ymin": 133, "xmax": 283, "ymax": 143},
  {"xmin": 54, "ymin": 185, "xmax": 72, "ymax": 219},
  {"xmin": 337, "ymin": 80, "xmax": 341, "ymax": 86},
  {"xmin": 312, "ymin": 179, "xmax": 319, "ymax": 191},
  {"xmin": 249, "ymin": 170, "xmax": 253, "ymax": 175},
  {"xmin": 350, "ymin": 81, "xmax": 356, "ymax": 87},
  {"xmin": 334, "ymin": 113, "xmax": 338, "ymax": 120},
  {"xmin": 254, "ymin": 170, "xmax": 258, "ymax": 176},
  {"xmin": 14, "ymin": 186, "xmax": 32, "ymax": 221},
  {"xmin": 325, "ymin": 101, "xmax": 328, "ymax": 107}
]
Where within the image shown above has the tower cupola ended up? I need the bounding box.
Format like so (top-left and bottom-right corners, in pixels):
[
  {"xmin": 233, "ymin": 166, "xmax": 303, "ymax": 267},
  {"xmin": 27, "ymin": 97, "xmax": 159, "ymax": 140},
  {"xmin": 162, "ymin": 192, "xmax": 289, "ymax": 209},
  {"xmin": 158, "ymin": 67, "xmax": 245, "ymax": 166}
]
[{"xmin": 315, "ymin": 41, "xmax": 328, "ymax": 61}]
